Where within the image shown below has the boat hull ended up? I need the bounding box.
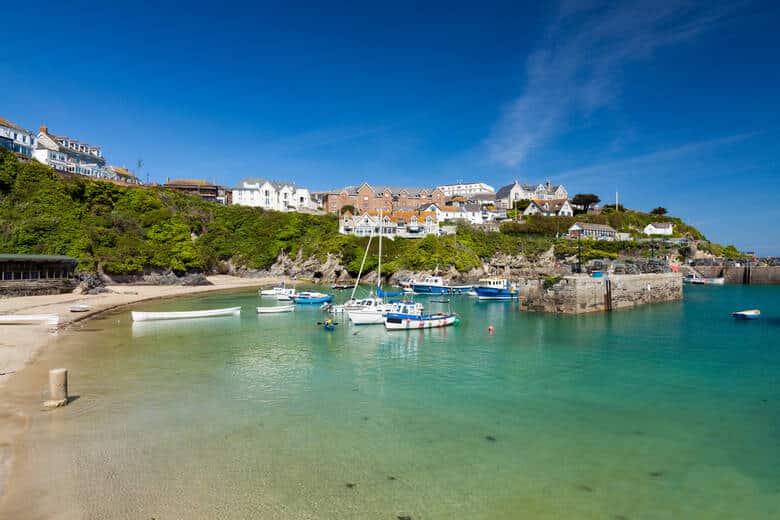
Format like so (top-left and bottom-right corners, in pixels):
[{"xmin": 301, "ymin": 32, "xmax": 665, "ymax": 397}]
[
  {"xmin": 131, "ymin": 306, "xmax": 241, "ymax": 322},
  {"xmin": 384, "ymin": 313, "xmax": 458, "ymax": 330},
  {"xmin": 411, "ymin": 284, "xmax": 472, "ymax": 295},
  {"xmin": 732, "ymin": 310, "xmax": 760, "ymax": 320},
  {"xmin": 292, "ymin": 295, "xmax": 334, "ymax": 304},
  {"xmin": 0, "ymin": 314, "xmax": 59, "ymax": 325},
  {"xmin": 348, "ymin": 310, "xmax": 386, "ymax": 325},
  {"xmin": 256, "ymin": 305, "xmax": 295, "ymax": 314},
  {"xmin": 474, "ymin": 287, "xmax": 517, "ymax": 300}
]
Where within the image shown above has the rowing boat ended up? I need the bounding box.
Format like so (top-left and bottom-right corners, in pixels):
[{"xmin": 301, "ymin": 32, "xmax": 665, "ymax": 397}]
[
  {"xmin": 256, "ymin": 305, "xmax": 295, "ymax": 314},
  {"xmin": 0, "ymin": 314, "xmax": 59, "ymax": 325},
  {"xmin": 384, "ymin": 312, "xmax": 459, "ymax": 330},
  {"xmin": 131, "ymin": 306, "xmax": 241, "ymax": 322}
]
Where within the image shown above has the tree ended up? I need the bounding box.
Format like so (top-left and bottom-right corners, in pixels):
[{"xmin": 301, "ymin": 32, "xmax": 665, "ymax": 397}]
[
  {"xmin": 571, "ymin": 193, "xmax": 600, "ymax": 213},
  {"xmin": 339, "ymin": 204, "xmax": 356, "ymax": 215},
  {"xmin": 650, "ymin": 207, "xmax": 668, "ymax": 216},
  {"xmin": 512, "ymin": 199, "xmax": 531, "ymax": 211}
]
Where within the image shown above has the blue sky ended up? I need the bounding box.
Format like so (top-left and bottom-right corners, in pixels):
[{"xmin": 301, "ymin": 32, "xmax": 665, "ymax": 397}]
[{"xmin": 3, "ymin": 1, "xmax": 779, "ymax": 254}]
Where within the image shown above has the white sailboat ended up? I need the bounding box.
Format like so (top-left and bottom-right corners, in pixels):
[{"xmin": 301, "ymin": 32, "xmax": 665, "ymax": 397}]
[{"xmin": 348, "ymin": 211, "xmax": 423, "ymax": 325}]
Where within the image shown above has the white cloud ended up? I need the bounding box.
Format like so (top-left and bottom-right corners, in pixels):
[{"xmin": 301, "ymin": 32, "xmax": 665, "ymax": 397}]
[{"xmin": 487, "ymin": 0, "xmax": 735, "ymax": 167}]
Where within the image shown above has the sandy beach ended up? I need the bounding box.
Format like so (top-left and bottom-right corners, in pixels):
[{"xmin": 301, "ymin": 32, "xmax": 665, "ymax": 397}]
[{"xmin": 0, "ymin": 274, "xmax": 291, "ymax": 510}]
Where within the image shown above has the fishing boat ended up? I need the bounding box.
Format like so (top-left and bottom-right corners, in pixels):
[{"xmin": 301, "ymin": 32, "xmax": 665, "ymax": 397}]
[
  {"xmin": 69, "ymin": 304, "xmax": 91, "ymax": 312},
  {"xmin": 130, "ymin": 306, "xmax": 241, "ymax": 322},
  {"xmin": 291, "ymin": 291, "xmax": 334, "ymax": 304},
  {"xmin": 384, "ymin": 312, "xmax": 459, "ymax": 330},
  {"xmin": 732, "ymin": 309, "xmax": 760, "ymax": 320},
  {"xmin": 256, "ymin": 305, "xmax": 295, "ymax": 314},
  {"xmin": 683, "ymin": 273, "xmax": 725, "ymax": 285},
  {"xmin": 474, "ymin": 278, "xmax": 518, "ymax": 300},
  {"xmin": 0, "ymin": 314, "xmax": 59, "ymax": 326},
  {"xmin": 410, "ymin": 276, "xmax": 472, "ymax": 295}
]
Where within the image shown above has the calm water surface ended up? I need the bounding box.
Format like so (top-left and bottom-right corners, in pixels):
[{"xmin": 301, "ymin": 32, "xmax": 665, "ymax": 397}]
[{"xmin": 4, "ymin": 285, "xmax": 780, "ymax": 519}]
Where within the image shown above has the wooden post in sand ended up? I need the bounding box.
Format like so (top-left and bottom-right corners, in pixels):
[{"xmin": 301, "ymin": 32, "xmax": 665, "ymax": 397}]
[{"xmin": 43, "ymin": 368, "xmax": 69, "ymax": 408}]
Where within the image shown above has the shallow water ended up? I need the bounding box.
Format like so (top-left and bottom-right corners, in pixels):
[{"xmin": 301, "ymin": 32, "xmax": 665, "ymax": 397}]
[{"xmin": 3, "ymin": 285, "xmax": 780, "ymax": 519}]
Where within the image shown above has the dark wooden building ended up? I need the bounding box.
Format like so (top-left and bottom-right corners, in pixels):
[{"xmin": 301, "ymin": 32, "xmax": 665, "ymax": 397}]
[{"xmin": 0, "ymin": 254, "xmax": 78, "ymax": 296}]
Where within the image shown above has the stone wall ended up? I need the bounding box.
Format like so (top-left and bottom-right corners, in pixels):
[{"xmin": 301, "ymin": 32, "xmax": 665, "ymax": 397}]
[
  {"xmin": 518, "ymin": 273, "xmax": 682, "ymax": 314},
  {"xmin": 695, "ymin": 266, "xmax": 780, "ymax": 285},
  {"xmin": 0, "ymin": 279, "xmax": 77, "ymax": 297}
]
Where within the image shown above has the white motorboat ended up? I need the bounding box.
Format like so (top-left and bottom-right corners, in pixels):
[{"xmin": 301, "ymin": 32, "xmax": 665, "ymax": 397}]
[
  {"xmin": 348, "ymin": 300, "xmax": 425, "ymax": 325},
  {"xmin": 683, "ymin": 273, "xmax": 725, "ymax": 285},
  {"xmin": 260, "ymin": 285, "xmax": 295, "ymax": 297},
  {"xmin": 256, "ymin": 305, "xmax": 295, "ymax": 314},
  {"xmin": 276, "ymin": 292, "xmax": 293, "ymax": 301},
  {"xmin": 0, "ymin": 314, "xmax": 59, "ymax": 326},
  {"xmin": 131, "ymin": 306, "xmax": 241, "ymax": 322},
  {"xmin": 69, "ymin": 304, "xmax": 91, "ymax": 312}
]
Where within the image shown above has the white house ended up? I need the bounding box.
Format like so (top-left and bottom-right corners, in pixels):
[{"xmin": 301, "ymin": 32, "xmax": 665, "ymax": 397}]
[
  {"xmin": 643, "ymin": 222, "xmax": 673, "ymax": 236},
  {"xmin": 232, "ymin": 177, "xmax": 315, "ymax": 212},
  {"xmin": 436, "ymin": 181, "xmax": 495, "ymax": 198},
  {"xmin": 568, "ymin": 222, "xmax": 617, "ymax": 241},
  {"xmin": 523, "ymin": 199, "xmax": 574, "ymax": 217},
  {"xmin": 33, "ymin": 126, "xmax": 115, "ymax": 180},
  {"xmin": 420, "ymin": 203, "xmax": 485, "ymax": 226},
  {"xmin": 0, "ymin": 116, "xmax": 35, "ymax": 157},
  {"xmin": 495, "ymin": 180, "xmax": 568, "ymax": 209},
  {"xmin": 339, "ymin": 210, "xmax": 439, "ymax": 238}
]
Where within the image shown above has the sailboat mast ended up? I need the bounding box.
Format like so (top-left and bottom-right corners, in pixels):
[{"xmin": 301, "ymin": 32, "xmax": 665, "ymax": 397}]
[
  {"xmin": 351, "ymin": 229, "xmax": 373, "ymax": 301},
  {"xmin": 377, "ymin": 209, "xmax": 382, "ymax": 296}
]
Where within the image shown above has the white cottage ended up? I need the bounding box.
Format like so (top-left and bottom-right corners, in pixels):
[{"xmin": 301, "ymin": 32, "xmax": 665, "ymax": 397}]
[
  {"xmin": 0, "ymin": 116, "xmax": 36, "ymax": 157},
  {"xmin": 495, "ymin": 179, "xmax": 568, "ymax": 209},
  {"xmin": 643, "ymin": 222, "xmax": 673, "ymax": 236},
  {"xmin": 232, "ymin": 177, "xmax": 314, "ymax": 212},
  {"xmin": 523, "ymin": 199, "xmax": 574, "ymax": 217}
]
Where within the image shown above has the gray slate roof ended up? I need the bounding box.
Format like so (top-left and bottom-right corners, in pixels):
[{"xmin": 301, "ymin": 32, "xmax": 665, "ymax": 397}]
[{"xmin": 233, "ymin": 177, "xmax": 296, "ymax": 190}]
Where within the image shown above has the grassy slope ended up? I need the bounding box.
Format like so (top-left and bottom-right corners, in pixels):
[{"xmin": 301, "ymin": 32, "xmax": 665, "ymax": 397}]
[{"xmin": 0, "ymin": 149, "xmax": 730, "ymax": 275}]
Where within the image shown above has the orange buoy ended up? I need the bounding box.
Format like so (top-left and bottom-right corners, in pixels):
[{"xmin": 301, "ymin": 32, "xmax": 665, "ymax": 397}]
[{"xmin": 488, "ymin": 325, "xmax": 494, "ymax": 335}]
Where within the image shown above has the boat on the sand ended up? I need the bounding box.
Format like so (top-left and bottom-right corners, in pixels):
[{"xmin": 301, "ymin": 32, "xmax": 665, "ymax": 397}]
[
  {"xmin": 131, "ymin": 306, "xmax": 241, "ymax": 322},
  {"xmin": 0, "ymin": 314, "xmax": 59, "ymax": 325}
]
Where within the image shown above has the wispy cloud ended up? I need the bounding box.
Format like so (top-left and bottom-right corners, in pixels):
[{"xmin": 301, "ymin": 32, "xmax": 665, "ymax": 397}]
[
  {"xmin": 554, "ymin": 132, "xmax": 756, "ymax": 180},
  {"xmin": 487, "ymin": 0, "xmax": 736, "ymax": 167}
]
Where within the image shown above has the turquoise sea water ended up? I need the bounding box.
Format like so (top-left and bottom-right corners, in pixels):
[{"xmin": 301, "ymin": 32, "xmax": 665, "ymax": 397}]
[{"xmin": 4, "ymin": 285, "xmax": 780, "ymax": 519}]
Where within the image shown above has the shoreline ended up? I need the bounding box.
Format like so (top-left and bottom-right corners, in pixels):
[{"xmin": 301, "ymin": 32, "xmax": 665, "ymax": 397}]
[{"xmin": 0, "ymin": 274, "xmax": 289, "ymax": 507}]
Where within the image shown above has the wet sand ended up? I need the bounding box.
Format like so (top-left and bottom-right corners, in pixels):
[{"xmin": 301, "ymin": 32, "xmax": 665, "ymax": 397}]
[{"xmin": 0, "ymin": 275, "xmax": 289, "ymax": 508}]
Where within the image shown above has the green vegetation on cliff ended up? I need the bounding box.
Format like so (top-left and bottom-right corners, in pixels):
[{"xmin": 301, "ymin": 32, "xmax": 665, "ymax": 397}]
[{"xmin": 0, "ymin": 150, "xmax": 729, "ymax": 275}]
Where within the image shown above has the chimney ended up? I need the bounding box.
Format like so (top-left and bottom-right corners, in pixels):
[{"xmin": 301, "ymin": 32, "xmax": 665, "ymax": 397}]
[
  {"xmin": 166, "ymin": 176, "xmax": 170, "ymax": 183},
  {"xmin": 39, "ymin": 125, "xmax": 48, "ymax": 134},
  {"xmin": 546, "ymin": 179, "xmax": 551, "ymax": 190}
]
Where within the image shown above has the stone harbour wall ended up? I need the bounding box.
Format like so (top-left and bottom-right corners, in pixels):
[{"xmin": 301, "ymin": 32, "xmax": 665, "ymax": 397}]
[
  {"xmin": 518, "ymin": 273, "xmax": 682, "ymax": 314},
  {"xmin": 695, "ymin": 266, "xmax": 780, "ymax": 285}
]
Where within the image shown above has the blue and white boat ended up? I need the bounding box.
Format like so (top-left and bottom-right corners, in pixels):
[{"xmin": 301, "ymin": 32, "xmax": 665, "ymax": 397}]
[
  {"xmin": 474, "ymin": 278, "xmax": 518, "ymax": 301},
  {"xmin": 410, "ymin": 276, "xmax": 472, "ymax": 295},
  {"xmin": 732, "ymin": 309, "xmax": 760, "ymax": 320},
  {"xmin": 292, "ymin": 291, "xmax": 334, "ymax": 304},
  {"xmin": 384, "ymin": 312, "xmax": 459, "ymax": 330}
]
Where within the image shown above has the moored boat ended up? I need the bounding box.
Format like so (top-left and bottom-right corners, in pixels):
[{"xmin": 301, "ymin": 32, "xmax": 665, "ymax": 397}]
[
  {"xmin": 348, "ymin": 300, "xmax": 425, "ymax": 325},
  {"xmin": 260, "ymin": 284, "xmax": 295, "ymax": 297},
  {"xmin": 410, "ymin": 276, "xmax": 472, "ymax": 295},
  {"xmin": 684, "ymin": 273, "xmax": 725, "ymax": 285},
  {"xmin": 131, "ymin": 306, "xmax": 241, "ymax": 322},
  {"xmin": 474, "ymin": 278, "xmax": 518, "ymax": 300},
  {"xmin": 291, "ymin": 291, "xmax": 334, "ymax": 304},
  {"xmin": 256, "ymin": 305, "xmax": 295, "ymax": 314},
  {"xmin": 69, "ymin": 304, "xmax": 91, "ymax": 312},
  {"xmin": 384, "ymin": 312, "xmax": 459, "ymax": 330},
  {"xmin": 732, "ymin": 309, "xmax": 760, "ymax": 320}
]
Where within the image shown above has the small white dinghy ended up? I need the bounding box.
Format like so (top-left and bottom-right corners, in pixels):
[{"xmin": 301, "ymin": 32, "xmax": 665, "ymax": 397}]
[
  {"xmin": 256, "ymin": 305, "xmax": 295, "ymax": 314},
  {"xmin": 69, "ymin": 304, "xmax": 91, "ymax": 312},
  {"xmin": 0, "ymin": 314, "xmax": 59, "ymax": 326},
  {"xmin": 131, "ymin": 306, "xmax": 241, "ymax": 322}
]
